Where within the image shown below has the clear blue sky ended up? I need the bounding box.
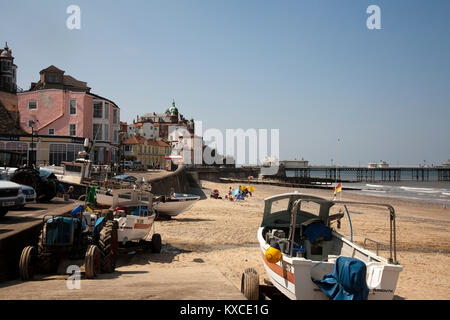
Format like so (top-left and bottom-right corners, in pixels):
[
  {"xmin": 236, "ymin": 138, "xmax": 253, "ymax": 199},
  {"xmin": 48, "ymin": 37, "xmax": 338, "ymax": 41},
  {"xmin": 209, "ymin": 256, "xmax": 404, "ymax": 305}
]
[{"xmin": 1, "ymin": 0, "xmax": 449, "ymax": 166}]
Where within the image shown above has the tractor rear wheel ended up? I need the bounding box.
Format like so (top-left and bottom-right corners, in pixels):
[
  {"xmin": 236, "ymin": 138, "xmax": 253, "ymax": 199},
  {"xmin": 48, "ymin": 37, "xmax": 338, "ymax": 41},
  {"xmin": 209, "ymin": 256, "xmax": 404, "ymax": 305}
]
[
  {"xmin": 19, "ymin": 246, "xmax": 37, "ymax": 281},
  {"xmin": 241, "ymin": 268, "xmax": 260, "ymax": 300},
  {"xmin": 85, "ymin": 245, "xmax": 101, "ymax": 279},
  {"xmin": 40, "ymin": 177, "xmax": 58, "ymax": 202},
  {"xmin": 98, "ymin": 220, "xmax": 119, "ymax": 273},
  {"xmin": 11, "ymin": 167, "xmax": 42, "ymax": 198},
  {"xmin": 151, "ymin": 233, "xmax": 162, "ymax": 253}
]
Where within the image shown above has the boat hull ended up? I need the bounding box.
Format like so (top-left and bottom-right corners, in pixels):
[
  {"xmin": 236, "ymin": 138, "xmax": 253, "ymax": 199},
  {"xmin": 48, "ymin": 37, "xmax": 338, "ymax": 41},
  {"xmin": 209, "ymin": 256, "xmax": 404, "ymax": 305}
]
[
  {"xmin": 156, "ymin": 194, "xmax": 200, "ymax": 216},
  {"xmin": 116, "ymin": 214, "xmax": 156, "ymax": 243},
  {"xmin": 258, "ymin": 227, "xmax": 402, "ymax": 300}
]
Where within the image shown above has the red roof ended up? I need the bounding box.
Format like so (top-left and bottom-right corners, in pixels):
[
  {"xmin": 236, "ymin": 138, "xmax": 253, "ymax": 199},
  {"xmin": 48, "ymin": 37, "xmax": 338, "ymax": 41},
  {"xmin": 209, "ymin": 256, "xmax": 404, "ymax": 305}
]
[
  {"xmin": 123, "ymin": 136, "xmax": 146, "ymax": 145},
  {"xmin": 123, "ymin": 136, "xmax": 170, "ymax": 147},
  {"xmin": 147, "ymin": 140, "xmax": 170, "ymax": 147}
]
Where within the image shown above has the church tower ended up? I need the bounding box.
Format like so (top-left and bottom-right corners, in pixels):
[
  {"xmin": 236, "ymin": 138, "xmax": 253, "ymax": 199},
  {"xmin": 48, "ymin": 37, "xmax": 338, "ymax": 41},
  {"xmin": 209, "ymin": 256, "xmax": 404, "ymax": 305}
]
[{"xmin": 0, "ymin": 42, "xmax": 18, "ymax": 93}]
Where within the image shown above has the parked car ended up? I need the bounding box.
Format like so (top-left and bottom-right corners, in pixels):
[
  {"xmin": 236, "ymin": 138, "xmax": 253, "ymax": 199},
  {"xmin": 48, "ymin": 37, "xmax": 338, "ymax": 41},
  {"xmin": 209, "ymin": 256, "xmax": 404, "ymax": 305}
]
[
  {"xmin": 0, "ymin": 180, "xmax": 25, "ymax": 217},
  {"xmin": 123, "ymin": 161, "xmax": 134, "ymax": 170},
  {"xmin": 17, "ymin": 185, "xmax": 37, "ymax": 207}
]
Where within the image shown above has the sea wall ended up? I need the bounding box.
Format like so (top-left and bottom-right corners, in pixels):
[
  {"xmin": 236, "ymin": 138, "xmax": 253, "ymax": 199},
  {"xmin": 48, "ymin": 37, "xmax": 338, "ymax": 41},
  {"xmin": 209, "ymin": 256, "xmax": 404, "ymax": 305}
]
[
  {"xmin": 148, "ymin": 163, "xmax": 190, "ymax": 196},
  {"xmin": 186, "ymin": 166, "xmax": 261, "ymax": 182}
]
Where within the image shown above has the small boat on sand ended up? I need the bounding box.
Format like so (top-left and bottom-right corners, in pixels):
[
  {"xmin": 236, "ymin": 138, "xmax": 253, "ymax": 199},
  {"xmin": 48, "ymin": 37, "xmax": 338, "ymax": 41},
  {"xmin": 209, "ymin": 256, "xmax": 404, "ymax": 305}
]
[
  {"xmin": 155, "ymin": 192, "xmax": 200, "ymax": 217},
  {"xmin": 241, "ymin": 192, "xmax": 403, "ymax": 300}
]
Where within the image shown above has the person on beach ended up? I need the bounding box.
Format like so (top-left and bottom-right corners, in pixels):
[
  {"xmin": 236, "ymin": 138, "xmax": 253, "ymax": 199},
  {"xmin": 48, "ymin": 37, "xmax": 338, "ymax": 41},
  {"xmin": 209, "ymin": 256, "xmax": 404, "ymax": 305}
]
[
  {"xmin": 228, "ymin": 187, "xmax": 234, "ymax": 201},
  {"xmin": 66, "ymin": 186, "xmax": 74, "ymax": 200}
]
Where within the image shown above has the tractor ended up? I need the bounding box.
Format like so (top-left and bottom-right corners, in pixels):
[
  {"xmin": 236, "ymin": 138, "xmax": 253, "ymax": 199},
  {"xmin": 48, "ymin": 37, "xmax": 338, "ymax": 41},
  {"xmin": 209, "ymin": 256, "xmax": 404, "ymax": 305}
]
[
  {"xmin": 0, "ymin": 150, "xmax": 59, "ymax": 202},
  {"xmin": 19, "ymin": 205, "xmax": 118, "ymax": 280},
  {"xmin": 11, "ymin": 166, "xmax": 59, "ymax": 202}
]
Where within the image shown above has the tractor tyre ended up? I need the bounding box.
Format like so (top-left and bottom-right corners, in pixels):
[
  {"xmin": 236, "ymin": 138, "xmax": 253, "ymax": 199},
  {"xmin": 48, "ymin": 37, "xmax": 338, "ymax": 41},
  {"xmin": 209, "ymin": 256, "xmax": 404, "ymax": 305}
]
[
  {"xmin": 85, "ymin": 245, "xmax": 101, "ymax": 279},
  {"xmin": 98, "ymin": 220, "xmax": 119, "ymax": 273},
  {"xmin": 11, "ymin": 167, "xmax": 42, "ymax": 198},
  {"xmin": 19, "ymin": 246, "xmax": 37, "ymax": 281},
  {"xmin": 40, "ymin": 177, "xmax": 58, "ymax": 202},
  {"xmin": 151, "ymin": 233, "xmax": 162, "ymax": 253},
  {"xmin": 241, "ymin": 268, "xmax": 260, "ymax": 300}
]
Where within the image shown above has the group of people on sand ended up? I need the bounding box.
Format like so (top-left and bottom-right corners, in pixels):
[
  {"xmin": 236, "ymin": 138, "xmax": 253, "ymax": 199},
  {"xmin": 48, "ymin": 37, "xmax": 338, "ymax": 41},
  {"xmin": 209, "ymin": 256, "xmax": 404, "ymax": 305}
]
[
  {"xmin": 210, "ymin": 185, "xmax": 255, "ymax": 201},
  {"xmin": 225, "ymin": 186, "xmax": 253, "ymax": 201}
]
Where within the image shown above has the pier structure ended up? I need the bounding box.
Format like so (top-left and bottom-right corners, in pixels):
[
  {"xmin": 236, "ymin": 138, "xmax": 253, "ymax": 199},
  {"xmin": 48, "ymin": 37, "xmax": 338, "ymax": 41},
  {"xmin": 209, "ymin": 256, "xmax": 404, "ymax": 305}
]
[{"xmin": 285, "ymin": 166, "xmax": 450, "ymax": 182}]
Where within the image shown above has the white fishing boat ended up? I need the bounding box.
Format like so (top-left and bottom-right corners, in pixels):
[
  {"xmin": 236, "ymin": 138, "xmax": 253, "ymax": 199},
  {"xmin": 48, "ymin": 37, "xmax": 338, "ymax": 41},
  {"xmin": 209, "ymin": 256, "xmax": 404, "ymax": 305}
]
[
  {"xmin": 156, "ymin": 192, "xmax": 200, "ymax": 217},
  {"xmin": 109, "ymin": 188, "xmax": 161, "ymax": 251},
  {"xmin": 241, "ymin": 192, "xmax": 403, "ymax": 300}
]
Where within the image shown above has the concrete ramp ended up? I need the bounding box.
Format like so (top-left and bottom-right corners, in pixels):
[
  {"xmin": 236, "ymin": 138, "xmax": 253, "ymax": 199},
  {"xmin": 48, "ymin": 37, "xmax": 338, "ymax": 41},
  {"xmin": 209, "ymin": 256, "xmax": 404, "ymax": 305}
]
[{"xmin": 0, "ymin": 266, "xmax": 245, "ymax": 300}]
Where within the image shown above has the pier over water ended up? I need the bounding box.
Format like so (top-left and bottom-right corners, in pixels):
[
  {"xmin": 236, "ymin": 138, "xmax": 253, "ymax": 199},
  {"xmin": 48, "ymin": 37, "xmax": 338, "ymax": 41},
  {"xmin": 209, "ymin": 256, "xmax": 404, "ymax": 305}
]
[{"xmin": 284, "ymin": 166, "xmax": 450, "ymax": 183}]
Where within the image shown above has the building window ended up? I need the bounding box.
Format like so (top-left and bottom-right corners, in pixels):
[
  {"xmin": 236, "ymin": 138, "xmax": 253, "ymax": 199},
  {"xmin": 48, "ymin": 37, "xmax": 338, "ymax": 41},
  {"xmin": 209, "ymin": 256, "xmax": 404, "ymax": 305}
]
[
  {"xmin": 113, "ymin": 109, "xmax": 118, "ymax": 124},
  {"xmin": 49, "ymin": 144, "xmax": 66, "ymax": 165},
  {"xmin": 93, "ymin": 124, "xmax": 102, "ymax": 141},
  {"xmin": 113, "ymin": 130, "xmax": 118, "ymax": 144},
  {"xmin": 48, "ymin": 128, "xmax": 55, "ymax": 135},
  {"xmin": 66, "ymin": 144, "xmax": 84, "ymax": 162},
  {"xmin": 104, "ymin": 103, "xmax": 109, "ymax": 120},
  {"xmin": 28, "ymin": 101, "xmax": 37, "ymax": 110},
  {"xmin": 47, "ymin": 73, "xmax": 61, "ymax": 83},
  {"xmin": 104, "ymin": 124, "xmax": 109, "ymax": 141},
  {"xmin": 69, "ymin": 124, "xmax": 76, "ymax": 136},
  {"xmin": 5, "ymin": 142, "xmax": 28, "ymax": 153},
  {"xmin": 93, "ymin": 102, "xmax": 103, "ymax": 118},
  {"xmin": 28, "ymin": 120, "xmax": 34, "ymax": 128},
  {"xmin": 69, "ymin": 99, "xmax": 77, "ymax": 115}
]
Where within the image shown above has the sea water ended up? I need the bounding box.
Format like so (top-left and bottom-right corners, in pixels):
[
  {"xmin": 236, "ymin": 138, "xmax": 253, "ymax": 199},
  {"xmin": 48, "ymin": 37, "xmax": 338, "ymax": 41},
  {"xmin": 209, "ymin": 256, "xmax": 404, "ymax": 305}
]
[
  {"xmin": 344, "ymin": 181, "xmax": 450, "ymax": 205},
  {"xmin": 285, "ymin": 169, "xmax": 450, "ymax": 204}
]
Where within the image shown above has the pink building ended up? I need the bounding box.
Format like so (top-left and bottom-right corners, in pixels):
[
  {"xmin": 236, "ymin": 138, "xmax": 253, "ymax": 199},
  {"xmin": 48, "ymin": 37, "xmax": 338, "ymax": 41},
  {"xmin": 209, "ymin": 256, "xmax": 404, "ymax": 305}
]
[{"xmin": 17, "ymin": 65, "xmax": 120, "ymax": 164}]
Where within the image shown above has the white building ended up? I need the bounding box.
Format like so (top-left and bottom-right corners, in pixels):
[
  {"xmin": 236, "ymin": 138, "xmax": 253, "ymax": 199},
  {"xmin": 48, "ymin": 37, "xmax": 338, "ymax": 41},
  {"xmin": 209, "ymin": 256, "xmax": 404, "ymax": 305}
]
[{"xmin": 127, "ymin": 122, "xmax": 159, "ymax": 140}]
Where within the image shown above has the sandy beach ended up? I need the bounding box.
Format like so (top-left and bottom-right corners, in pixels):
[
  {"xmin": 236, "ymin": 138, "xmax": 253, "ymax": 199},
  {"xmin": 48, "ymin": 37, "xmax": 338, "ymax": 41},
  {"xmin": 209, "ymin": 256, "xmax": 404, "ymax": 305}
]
[{"xmin": 147, "ymin": 180, "xmax": 450, "ymax": 300}]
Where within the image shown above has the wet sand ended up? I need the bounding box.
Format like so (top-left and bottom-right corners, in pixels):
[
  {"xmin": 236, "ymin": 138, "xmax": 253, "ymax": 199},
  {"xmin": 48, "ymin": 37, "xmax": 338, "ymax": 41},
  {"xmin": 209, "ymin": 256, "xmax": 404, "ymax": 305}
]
[{"xmin": 154, "ymin": 180, "xmax": 450, "ymax": 300}]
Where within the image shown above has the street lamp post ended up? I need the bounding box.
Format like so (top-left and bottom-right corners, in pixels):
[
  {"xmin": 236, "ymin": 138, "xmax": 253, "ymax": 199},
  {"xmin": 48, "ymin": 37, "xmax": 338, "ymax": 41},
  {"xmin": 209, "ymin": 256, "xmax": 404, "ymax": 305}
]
[
  {"xmin": 29, "ymin": 120, "xmax": 38, "ymax": 167},
  {"xmin": 119, "ymin": 132, "xmax": 125, "ymax": 173},
  {"xmin": 31, "ymin": 125, "xmax": 34, "ymax": 167}
]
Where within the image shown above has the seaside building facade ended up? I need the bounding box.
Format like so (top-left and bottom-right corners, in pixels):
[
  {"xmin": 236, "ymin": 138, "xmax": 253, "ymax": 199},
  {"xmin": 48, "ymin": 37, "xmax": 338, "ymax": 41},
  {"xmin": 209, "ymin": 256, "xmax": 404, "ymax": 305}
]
[
  {"xmin": 137, "ymin": 101, "xmax": 194, "ymax": 141},
  {"xmin": 126, "ymin": 121, "xmax": 158, "ymax": 140},
  {"xmin": 17, "ymin": 65, "xmax": 121, "ymax": 165},
  {"xmin": 123, "ymin": 135, "xmax": 171, "ymax": 169}
]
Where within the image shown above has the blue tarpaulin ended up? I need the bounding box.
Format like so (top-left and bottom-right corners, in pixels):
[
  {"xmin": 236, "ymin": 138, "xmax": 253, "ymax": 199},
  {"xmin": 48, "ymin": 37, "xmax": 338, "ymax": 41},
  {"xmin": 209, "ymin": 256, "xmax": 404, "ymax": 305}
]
[
  {"xmin": 312, "ymin": 256, "xmax": 369, "ymax": 300},
  {"xmin": 304, "ymin": 222, "xmax": 332, "ymax": 243}
]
